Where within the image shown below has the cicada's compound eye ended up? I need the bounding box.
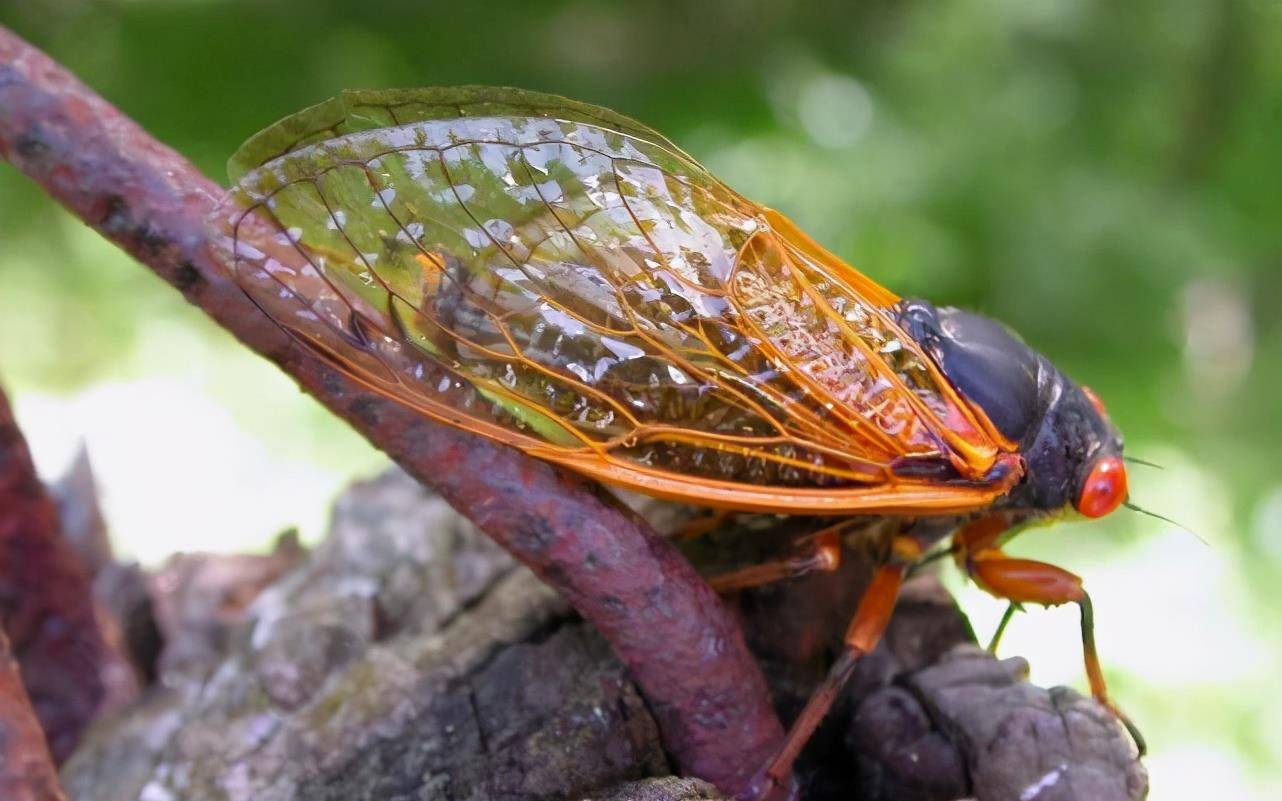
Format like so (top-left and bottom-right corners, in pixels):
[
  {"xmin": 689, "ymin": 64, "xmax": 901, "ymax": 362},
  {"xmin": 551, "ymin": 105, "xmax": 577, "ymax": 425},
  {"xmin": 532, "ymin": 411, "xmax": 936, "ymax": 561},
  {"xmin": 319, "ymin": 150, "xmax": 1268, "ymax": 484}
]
[
  {"xmin": 1077, "ymin": 455, "xmax": 1127, "ymax": 518},
  {"xmin": 1082, "ymin": 386, "xmax": 1108, "ymax": 418}
]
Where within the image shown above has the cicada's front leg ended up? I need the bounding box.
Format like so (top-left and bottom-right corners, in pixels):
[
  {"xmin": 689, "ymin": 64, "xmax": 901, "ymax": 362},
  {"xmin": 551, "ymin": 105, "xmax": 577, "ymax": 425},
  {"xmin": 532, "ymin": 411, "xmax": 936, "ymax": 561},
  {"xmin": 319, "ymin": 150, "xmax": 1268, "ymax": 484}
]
[{"xmin": 955, "ymin": 517, "xmax": 1146, "ymax": 754}]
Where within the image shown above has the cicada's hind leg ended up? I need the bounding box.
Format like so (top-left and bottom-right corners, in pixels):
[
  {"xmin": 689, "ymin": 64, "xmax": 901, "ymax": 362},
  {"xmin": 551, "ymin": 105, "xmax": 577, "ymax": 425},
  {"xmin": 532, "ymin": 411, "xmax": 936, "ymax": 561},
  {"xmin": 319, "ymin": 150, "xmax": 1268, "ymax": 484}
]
[
  {"xmin": 705, "ymin": 523, "xmax": 845, "ymax": 594},
  {"xmin": 743, "ymin": 534, "xmax": 920, "ymax": 800},
  {"xmin": 962, "ymin": 544, "xmax": 1147, "ymax": 755}
]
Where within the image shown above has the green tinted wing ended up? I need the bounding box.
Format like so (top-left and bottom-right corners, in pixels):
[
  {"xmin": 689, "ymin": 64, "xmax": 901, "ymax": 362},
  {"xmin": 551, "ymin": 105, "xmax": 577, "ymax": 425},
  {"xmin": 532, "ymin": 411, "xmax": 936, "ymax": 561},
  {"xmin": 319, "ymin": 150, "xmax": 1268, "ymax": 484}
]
[
  {"xmin": 227, "ymin": 86, "xmax": 691, "ymax": 183},
  {"xmin": 214, "ymin": 90, "xmax": 989, "ymax": 501}
]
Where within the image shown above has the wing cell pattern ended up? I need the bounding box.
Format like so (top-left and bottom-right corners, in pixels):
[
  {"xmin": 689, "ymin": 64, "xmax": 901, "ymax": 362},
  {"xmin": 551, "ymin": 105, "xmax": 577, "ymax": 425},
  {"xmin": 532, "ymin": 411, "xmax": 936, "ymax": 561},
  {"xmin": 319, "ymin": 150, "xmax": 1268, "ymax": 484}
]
[{"xmin": 217, "ymin": 89, "xmax": 1013, "ymax": 511}]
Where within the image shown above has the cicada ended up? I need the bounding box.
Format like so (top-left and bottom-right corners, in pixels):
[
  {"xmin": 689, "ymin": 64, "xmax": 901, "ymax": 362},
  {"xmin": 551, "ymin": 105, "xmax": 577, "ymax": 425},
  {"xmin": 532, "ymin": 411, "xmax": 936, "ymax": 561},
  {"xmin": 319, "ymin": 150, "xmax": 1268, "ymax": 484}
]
[{"xmin": 217, "ymin": 87, "xmax": 1140, "ymax": 793}]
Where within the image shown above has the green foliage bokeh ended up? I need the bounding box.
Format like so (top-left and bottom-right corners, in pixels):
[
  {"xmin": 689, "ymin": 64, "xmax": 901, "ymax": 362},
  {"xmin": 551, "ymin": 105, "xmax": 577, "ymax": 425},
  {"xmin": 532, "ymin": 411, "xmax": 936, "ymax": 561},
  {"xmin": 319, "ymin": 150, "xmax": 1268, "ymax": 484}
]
[{"xmin": 1, "ymin": 1, "xmax": 1279, "ymax": 795}]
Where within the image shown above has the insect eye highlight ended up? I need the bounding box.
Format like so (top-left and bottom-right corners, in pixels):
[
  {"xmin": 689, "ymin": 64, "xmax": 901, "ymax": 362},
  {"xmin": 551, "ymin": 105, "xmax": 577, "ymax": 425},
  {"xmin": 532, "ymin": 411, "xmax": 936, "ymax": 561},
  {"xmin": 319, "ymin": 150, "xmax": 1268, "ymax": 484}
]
[{"xmin": 1078, "ymin": 455, "xmax": 1127, "ymax": 518}]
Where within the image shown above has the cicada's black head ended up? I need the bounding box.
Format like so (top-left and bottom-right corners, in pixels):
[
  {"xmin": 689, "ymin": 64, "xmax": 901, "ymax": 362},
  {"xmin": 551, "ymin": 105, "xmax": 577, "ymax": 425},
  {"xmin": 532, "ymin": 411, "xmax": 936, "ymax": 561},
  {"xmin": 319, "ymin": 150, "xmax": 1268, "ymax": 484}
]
[{"xmin": 894, "ymin": 299, "xmax": 1128, "ymax": 519}]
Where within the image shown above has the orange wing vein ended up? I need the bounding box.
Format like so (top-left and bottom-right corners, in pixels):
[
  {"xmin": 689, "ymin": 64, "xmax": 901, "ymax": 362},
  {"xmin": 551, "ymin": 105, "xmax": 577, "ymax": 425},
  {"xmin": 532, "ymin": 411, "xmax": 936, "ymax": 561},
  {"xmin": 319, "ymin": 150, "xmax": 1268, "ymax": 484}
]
[{"xmin": 213, "ymin": 87, "xmax": 1019, "ymax": 514}]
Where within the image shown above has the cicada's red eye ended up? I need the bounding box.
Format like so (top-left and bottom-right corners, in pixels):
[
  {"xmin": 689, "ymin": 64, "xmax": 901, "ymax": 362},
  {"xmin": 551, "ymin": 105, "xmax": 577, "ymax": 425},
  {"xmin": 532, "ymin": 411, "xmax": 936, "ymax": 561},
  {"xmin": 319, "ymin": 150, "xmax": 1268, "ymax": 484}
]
[
  {"xmin": 1078, "ymin": 455, "xmax": 1127, "ymax": 518},
  {"xmin": 1082, "ymin": 386, "xmax": 1108, "ymax": 418}
]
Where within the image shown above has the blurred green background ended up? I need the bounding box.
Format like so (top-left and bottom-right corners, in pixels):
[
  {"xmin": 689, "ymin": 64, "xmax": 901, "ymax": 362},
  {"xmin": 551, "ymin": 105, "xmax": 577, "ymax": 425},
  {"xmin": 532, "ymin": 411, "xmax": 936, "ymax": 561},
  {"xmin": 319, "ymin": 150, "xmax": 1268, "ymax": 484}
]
[{"xmin": 1, "ymin": 1, "xmax": 1279, "ymax": 797}]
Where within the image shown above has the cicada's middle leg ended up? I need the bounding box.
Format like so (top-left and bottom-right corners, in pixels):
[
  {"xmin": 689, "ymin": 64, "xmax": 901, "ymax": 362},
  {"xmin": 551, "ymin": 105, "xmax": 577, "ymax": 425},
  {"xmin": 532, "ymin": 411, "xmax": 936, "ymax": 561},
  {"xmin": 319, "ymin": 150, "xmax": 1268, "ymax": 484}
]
[{"xmin": 956, "ymin": 516, "xmax": 1147, "ymax": 755}]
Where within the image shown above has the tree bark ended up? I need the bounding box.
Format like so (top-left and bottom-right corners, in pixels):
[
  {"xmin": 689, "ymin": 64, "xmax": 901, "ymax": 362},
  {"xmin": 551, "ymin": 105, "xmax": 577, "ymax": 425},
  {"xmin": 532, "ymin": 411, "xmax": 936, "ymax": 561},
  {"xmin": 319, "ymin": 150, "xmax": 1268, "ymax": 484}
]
[
  {"xmin": 59, "ymin": 468, "xmax": 1147, "ymax": 801},
  {"xmin": 0, "ymin": 386, "xmax": 138, "ymax": 763},
  {"xmin": 0, "ymin": 628, "xmax": 67, "ymax": 801}
]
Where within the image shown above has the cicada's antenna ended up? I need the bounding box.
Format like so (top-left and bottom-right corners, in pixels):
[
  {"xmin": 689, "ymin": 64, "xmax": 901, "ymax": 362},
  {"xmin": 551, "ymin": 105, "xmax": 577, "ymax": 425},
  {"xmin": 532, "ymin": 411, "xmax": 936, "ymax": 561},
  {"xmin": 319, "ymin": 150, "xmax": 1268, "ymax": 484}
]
[
  {"xmin": 1124, "ymin": 456, "xmax": 1165, "ymax": 470},
  {"xmin": 1123, "ymin": 500, "xmax": 1208, "ymax": 547}
]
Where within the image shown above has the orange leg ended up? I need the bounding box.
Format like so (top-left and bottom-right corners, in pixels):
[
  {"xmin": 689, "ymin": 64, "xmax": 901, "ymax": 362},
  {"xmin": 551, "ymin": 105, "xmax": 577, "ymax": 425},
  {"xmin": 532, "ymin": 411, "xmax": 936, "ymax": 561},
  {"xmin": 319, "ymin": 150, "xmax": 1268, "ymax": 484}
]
[
  {"xmin": 967, "ymin": 548, "xmax": 1146, "ymax": 754},
  {"xmin": 953, "ymin": 512, "xmax": 1015, "ymax": 555},
  {"xmin": 706, "ymin": 527, "xmax": 843, "ymax": 593},
  {"xmin": 673, "ymin": 508, "xmax": 734, "ymax": 541},
  {"xmin": 744, "ymin": 537, "xmax": 914, "ymax": 799}
]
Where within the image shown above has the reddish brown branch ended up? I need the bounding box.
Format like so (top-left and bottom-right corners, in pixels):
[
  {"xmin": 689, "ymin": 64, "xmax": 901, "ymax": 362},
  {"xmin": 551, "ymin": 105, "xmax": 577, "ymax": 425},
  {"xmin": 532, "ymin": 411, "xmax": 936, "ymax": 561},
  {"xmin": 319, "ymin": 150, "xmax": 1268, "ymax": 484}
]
[
  {"xmin": 0, "ymin": 26, "xmax": 783, "ymax": 793},
  {"xmin": 0, "ymin": 628, "xmax": 66, "ymax": 801},
  {"xmin": 0, "ymin": 386, "xmax": 138, "ymax": 762}
]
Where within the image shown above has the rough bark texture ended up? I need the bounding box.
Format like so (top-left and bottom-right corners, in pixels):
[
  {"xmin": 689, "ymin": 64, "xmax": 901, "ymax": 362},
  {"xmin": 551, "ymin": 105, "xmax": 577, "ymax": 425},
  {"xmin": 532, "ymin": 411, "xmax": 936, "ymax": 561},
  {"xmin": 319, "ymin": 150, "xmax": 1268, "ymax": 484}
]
[
  {"xmin": 60, "ymin": 470, "xmax": 668, "ymax": 801},
  {"xmin": 59, "ymin": 468, "xmax": 1147, "ymax": 801},
  {"xmin": 0, "ymin": 387, "xmax": 139, "ymax": 763},
  {"xmin": 0, "ymin": 25, "xmax": 782, "ymax": 793},
  {"xmin": 867, "ymin": 648, "xmax": 1149, "ymax": 801},
  {"xmin": 49, "ymin": 450, "xmax": 163, "ymax": 685},
  {"xmin": 0, "ymin": 628, "xmax": 67, "ymax": 801},
  {"xmin": 587, "ymin": 778, "xmax": 725, "ymax": 801}
]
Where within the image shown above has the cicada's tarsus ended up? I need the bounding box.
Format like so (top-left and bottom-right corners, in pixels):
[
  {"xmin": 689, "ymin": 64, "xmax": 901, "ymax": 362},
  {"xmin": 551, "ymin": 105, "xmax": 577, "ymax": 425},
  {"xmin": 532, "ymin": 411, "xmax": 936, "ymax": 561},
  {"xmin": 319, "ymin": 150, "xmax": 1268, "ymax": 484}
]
[{"xmin": 217, "ymin": 87, "xmax": 1139, "ymax": 796}]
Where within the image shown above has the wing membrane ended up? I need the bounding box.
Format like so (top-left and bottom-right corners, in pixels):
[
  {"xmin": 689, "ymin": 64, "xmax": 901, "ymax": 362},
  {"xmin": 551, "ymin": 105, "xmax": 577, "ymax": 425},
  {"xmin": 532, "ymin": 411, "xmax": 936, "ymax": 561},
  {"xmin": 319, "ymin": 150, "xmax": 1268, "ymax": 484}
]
[{"xmin": 215, "ymin": 87, "xmax": 1017, "ymax": 513}]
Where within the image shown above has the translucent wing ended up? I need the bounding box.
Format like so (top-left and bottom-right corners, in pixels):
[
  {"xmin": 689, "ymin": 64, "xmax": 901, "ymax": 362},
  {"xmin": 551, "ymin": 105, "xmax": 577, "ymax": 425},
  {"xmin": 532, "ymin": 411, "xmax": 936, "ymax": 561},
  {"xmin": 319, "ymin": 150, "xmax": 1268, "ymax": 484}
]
[{"xmin": 215, "ymin": 87, "xmax": 1019, "ymax": 513}]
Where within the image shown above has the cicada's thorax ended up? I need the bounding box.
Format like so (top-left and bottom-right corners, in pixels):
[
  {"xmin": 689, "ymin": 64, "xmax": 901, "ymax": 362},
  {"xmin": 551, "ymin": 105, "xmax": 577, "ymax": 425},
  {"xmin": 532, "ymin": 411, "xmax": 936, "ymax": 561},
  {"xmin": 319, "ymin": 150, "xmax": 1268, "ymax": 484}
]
[{"xmin": 892, "ymin": 300, "xmax": 1125, "ymax": 518}]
